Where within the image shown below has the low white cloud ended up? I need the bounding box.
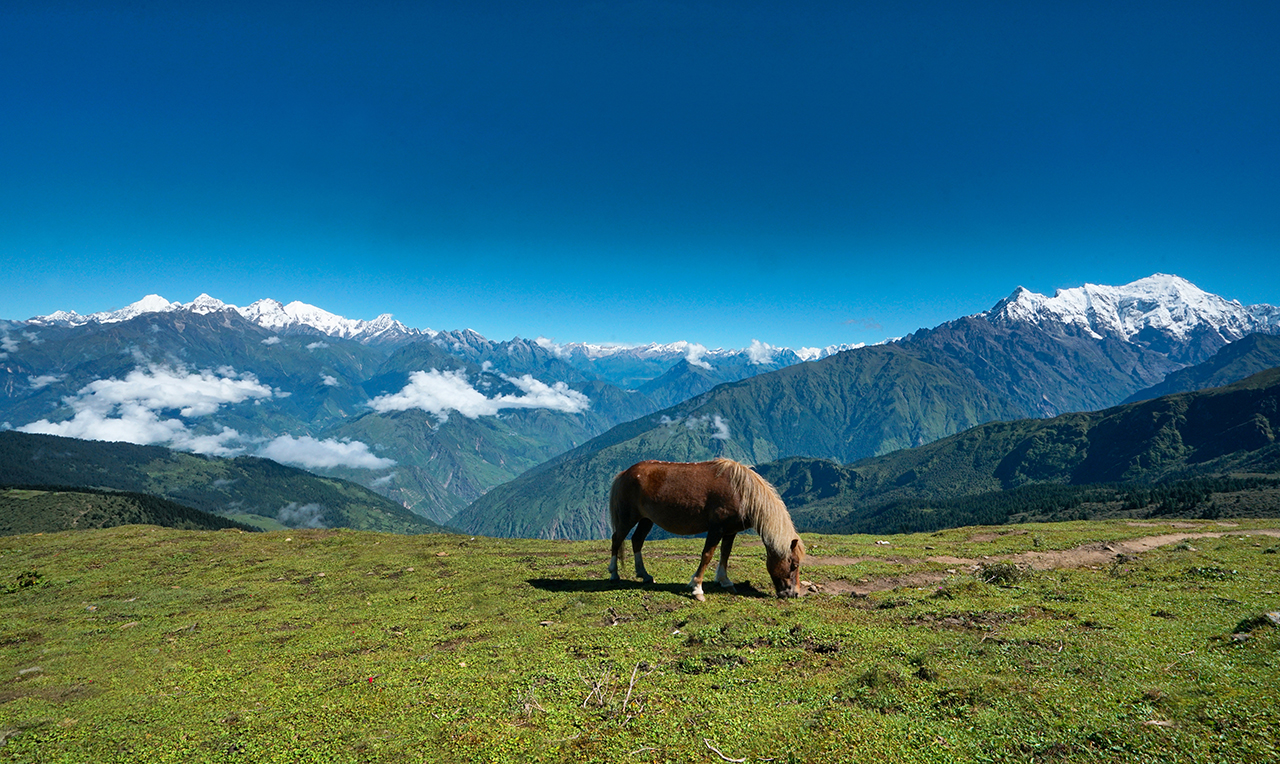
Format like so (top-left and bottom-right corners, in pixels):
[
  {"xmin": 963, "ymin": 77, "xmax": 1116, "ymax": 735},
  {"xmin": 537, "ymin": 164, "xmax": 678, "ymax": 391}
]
[
  {"xmin": 277, "ymin": 502, "xmax": 328, "ymax": 529},
  {"xmin": 261, "ymin": 336, "xmax": 281, "ymax": 345},
  {"xmin": 306, "ymin": 341, "xmax": 329, "ymax": 350},
  {"xmin": 0, "ymin": 332, "xmax": 18, "ymax": 354},
  {"xmin": 16, "ymin": 364, "xmax": 272, "ymax": 456},
  {"xmin": 684, "ymin": 413, "xmax": 731, "ymax": 441},
  {"xmin": 28, "ymin": 374, "xmax": 65, "ymax": 390},
  {"xmin": 368, "ymin": 369, "xmax": 589, "ymax": 422},
  {"xmin": 258, "ymin": 434, "xmax": 396, "ymax": 470},
  {"xmin": 370, "ymin": 473, "xmax": 396, "ymax": 488},
  {"xmin": 746, "ymin": 339, "xmax": 779, "ymax": 365},
  {"xmin": 321, "ymin": 374, "xmax": 339, "ymax": 386},
  {"xmin": 684, "ymin": 343, "xmax": 712, "ymax": 370}
]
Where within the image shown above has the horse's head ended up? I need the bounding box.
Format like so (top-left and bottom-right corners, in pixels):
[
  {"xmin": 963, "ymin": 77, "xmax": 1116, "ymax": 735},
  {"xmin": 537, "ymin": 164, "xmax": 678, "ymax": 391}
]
[{"xmin": 766, "ymin": 537, "xmax": 803, "ymax": 598}]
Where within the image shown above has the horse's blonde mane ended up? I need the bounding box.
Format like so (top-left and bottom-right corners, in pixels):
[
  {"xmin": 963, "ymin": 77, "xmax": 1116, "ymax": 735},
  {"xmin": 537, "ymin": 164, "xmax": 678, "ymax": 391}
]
[{"xmin": 713, "ymin": 458, "xmax": 804, "ymax": 560}]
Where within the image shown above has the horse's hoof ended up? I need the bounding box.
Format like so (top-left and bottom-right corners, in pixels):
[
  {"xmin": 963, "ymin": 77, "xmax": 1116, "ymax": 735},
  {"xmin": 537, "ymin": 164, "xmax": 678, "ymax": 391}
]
[
  {"xmin": 640, "ymin": 576, "xmax": 654, "ymax": 584},
  {"xmin": 694, "ymin": 592, "xmax": 706, "ymax": 602},
  {"xmin": 723, "ymin": 585, "xmax": 737, "ymax": 594},
  {"xmin": 609, "ymin": 574, "xmax": 620, "ymax": 582}
]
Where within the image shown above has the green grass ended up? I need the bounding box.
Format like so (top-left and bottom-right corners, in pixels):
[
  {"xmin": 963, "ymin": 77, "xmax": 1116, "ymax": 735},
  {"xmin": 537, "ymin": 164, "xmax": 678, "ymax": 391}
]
[{"xmin": 2, "ymin": 520, "xmax": 1278, "ymax": 763}]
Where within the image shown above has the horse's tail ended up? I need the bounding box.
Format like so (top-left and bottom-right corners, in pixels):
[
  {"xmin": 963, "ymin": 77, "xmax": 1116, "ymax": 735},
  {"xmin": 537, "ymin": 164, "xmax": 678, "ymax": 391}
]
[
  {"xmin": 713, "ymin": 458, "xmax": 804, "ymax": 560},
  {"xmin": 608, "ymin": 469, "xmax": 627, "ymax": 533}
]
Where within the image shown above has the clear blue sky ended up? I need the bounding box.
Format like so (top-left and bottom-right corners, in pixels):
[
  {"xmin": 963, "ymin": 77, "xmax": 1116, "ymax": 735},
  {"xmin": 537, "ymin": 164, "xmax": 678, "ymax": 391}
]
[{"xmin": 3, "ymin": 2, "xmax": 1278, "ymax": 349}]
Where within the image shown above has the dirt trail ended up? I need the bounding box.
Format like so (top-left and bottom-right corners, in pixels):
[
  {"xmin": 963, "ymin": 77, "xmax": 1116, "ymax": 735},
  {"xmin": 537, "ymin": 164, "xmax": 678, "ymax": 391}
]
[{"xmin": 804, "ymin": 528, "xmax": 1280, "ymax": 597}]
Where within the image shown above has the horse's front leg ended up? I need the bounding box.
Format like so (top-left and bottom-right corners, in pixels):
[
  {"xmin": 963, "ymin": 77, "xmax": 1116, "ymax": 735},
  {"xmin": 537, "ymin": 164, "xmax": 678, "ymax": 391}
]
[
  {"xmin": 715, "ymin": 532, "xmax": 737, "ymax": 593},
  {"xmin": 690, "ymin": 528, "xmax": 723, "ymax": 602},
  {"xmin": 631, "ymin": 518, "xmax": 654, "ymax": 584}
]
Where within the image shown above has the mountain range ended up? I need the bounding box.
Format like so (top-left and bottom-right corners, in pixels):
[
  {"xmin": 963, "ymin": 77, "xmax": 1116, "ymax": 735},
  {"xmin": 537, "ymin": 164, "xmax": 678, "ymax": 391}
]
[
  {"xmin": 3, "ymin": 273, "xmax": 1279, "ymax": 535},
  {"xmin": 459, "ymin": 275, "xmax": 1280, "ymax": 538},
  {"xmin": 2, "ymin": 293, "xmax": 820, "ymax": 524}
]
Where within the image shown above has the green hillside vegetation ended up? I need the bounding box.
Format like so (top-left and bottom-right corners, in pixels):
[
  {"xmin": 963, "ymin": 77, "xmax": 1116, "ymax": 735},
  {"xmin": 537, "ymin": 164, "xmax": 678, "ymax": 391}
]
[
  {"xmin": 0, "ymin": 486, "xmax": 258, "ymax": 535},
  {"xmin": 455, "ymin": 344, "xmax": 1027, "ymax": 538},
  {"xmin": 758, "ymin": 367, "xmax": 1280, "ymax": 535},
  {"xmin": 0, "ymin": 432, "xmax": 444, "ymax": 535},
  {"xmin": 786, "ymin": 476, "xmax": 1280, "ymax": 535},
  {"xmin": 1124, "ymin": 333, "xmax": 1280, "ymax": 402},
  {"xmin": 2, "ymin": 520, "xmax": 1278, "ymax": 762}
]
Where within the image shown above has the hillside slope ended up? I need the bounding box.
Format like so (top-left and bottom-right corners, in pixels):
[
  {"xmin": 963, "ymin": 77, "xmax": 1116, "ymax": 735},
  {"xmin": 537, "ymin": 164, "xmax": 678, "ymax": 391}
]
[
  {"xmin": 0, "ymin": 486, "xmax": 258, "ymax": 535},
  {"xmin": 759, "ymin": 367, "xmax": 1280, "ymax": 532},
  {"xmin": 0, "ymin": 431, "xmax": 444, "ymax": 534},
  {"xmin": 1124, "ymin": 333, "xmax": 1280, "ymax": 402}
]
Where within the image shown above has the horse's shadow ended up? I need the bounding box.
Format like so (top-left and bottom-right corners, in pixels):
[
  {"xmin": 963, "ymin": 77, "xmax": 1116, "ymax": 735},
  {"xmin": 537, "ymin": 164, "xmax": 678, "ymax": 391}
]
[{"xmin": 525, "ymin": 577, "xmax": 770, "ymax": 598}]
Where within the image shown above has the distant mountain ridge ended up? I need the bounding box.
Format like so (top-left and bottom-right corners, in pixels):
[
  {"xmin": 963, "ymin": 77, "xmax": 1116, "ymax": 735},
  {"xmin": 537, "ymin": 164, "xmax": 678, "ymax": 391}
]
[{"xmin": 27, "ymin": 294, "xmax": 856, "ymax": 374}]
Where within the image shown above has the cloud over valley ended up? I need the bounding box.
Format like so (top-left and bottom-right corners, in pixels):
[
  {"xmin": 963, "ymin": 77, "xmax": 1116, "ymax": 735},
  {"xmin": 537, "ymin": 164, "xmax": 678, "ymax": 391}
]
[
  {"xmin": 368, "ymin": 369, "xmax": 589, "ymax": 422},
  {"xmin": 17, "ymin": 364, "xmax": 274, "ymax": 456},
  {"xmin": 258, "ymin": 434, "xmax": 395, "ymax": 470}
]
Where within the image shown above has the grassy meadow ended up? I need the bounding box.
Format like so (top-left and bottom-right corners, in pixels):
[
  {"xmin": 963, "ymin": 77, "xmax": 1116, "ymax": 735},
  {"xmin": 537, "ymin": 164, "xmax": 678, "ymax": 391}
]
[{"xmin": 1, "ymin": 520, "xmax": 1278, "ymax": 763}]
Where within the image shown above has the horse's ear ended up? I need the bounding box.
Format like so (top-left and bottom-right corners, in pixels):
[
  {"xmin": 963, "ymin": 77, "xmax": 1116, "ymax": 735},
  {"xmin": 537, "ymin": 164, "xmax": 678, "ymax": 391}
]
[{"xmin": 790, "ymin": 538, "xmax": 799, "ymax": 555}]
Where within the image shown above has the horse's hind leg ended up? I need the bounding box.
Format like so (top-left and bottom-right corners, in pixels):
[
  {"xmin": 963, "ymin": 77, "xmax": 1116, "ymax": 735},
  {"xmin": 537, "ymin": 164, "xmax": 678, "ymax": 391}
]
[
  {"xmin": 715, "ymin": 532, "xmax": 738, "ymax": 593},
  {"xmin": 689, "ymin": 528, "xmax": 724, "ymax": 602},
  {"xmin": 609, "ymin": 519, "xmax": 636, "ymax": 581},
  {"xmin": 631, "ymin": 518, "xmax": 654, "ymax": 584}
]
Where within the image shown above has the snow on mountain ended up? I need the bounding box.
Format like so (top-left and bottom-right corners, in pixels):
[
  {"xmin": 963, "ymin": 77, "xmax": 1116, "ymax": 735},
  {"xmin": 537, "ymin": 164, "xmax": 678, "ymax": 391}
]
[
  {"xmin": 35, "ymin": 294, "xmax": 184, "ymax": 326},
  {"xmin": 532, "ymin": 337, "xmax": 851, "ymax": 365},
  {"xmin": 984, "ymin": 274, "xmax": 1280, "ymax": 343},
  {"xmin": 30, "ymin": 294, "xmax": 428, "ymax": 345},
  {"xmin": 25, "ymin": 274, "xmax": 1274, "ymax": 364}
]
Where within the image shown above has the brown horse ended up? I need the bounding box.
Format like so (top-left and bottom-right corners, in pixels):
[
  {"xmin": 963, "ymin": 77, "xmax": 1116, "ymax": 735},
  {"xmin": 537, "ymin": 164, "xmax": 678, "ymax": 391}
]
[{"xmin": 608, "ymin": 458, "xmax": 805, "ymax": 600}]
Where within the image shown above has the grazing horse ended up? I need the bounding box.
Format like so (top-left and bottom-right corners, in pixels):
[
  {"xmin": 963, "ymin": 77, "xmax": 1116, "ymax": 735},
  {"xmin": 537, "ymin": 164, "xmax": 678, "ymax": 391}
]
[{"xmin": 608, "ymin": 458, "xmax": 805, "ymax": 600}]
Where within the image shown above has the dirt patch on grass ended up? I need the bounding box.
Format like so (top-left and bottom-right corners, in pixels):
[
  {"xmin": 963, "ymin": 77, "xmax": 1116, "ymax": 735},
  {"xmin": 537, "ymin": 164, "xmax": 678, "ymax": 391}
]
[
  {"xmin": 966, "ymin": 530, "xmax": 1029, "ymax": 542},
  {"xmin": 807, "ymin": 529, "xmax": 1280, "ymax": 593},
  {"xmin": 816, "ymin": 571, "xmax": 950, "ymax": 597},
  {"xmin": 0, "ymin": 684, "xmax": 98, "ymax": 705},
  {"xmin": 1017, "ymin": 530, "xmax": 1280, "ymax": 570},
  {"xmin": 807, "ymin": 555, "xmax": 918, "ymax": 566}
]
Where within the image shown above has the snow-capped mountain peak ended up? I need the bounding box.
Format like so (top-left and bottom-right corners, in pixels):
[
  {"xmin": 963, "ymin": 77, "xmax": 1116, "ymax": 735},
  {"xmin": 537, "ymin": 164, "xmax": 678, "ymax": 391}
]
[
  {"xmin": 187, "ymin": 294, "xmax": 229, "ymax": 314},
  {"xmin": 984, "ymin": 274, "xmax": 1279, "ymax": 343},
  {"xmin": 29, "ymin": 294, "xmax": 425, "ymax": 345}
]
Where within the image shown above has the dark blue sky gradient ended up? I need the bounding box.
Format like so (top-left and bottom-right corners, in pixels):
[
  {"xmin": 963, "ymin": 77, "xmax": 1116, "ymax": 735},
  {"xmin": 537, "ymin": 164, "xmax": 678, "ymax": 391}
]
[{"xmin": 3, "ymin": 2, "xmax": 1278, "ymax": 347}]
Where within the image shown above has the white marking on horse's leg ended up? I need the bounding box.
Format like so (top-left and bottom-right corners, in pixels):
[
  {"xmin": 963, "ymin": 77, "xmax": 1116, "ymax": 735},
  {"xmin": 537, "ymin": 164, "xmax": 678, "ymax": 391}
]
[
  {"xmin": 634, "ymin": 552, "xmax": 653, "ymax": 584},
  {"xmin": 715, "ymin": 562, "xmax": 736, "ymax": 591},
  {"xmin": 689, "ymin": 575, "xmax": 706, "ymax": 601},
  {"xmin": 608, "ymin": 555, "xmax": 619, "ymax": 581}
]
